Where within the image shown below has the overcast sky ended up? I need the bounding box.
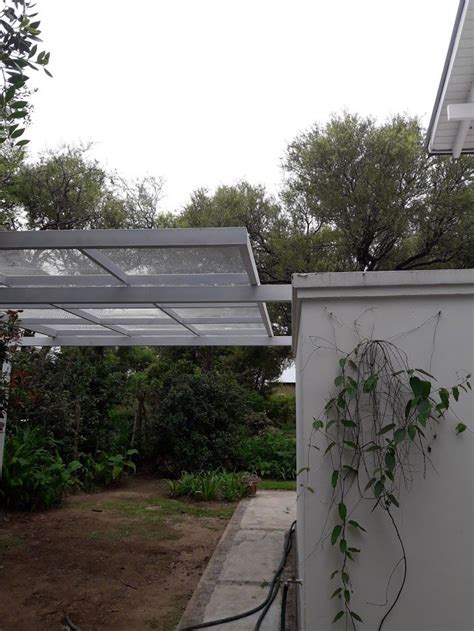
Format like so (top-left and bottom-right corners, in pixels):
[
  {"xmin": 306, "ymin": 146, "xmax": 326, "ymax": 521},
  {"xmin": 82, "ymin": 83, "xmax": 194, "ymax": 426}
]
[{"xmin": 27, "ymin": 0, "xmax": 459, "ymax": 212}]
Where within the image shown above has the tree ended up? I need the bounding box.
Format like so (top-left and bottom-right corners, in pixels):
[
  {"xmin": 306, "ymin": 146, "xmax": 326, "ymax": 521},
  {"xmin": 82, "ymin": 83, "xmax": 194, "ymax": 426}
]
[
  {"xmin": 283, "ymin": 113, "xmax": 474, "ymax": 270},
  {"xmin": 0, "ymin": 0, "xmax": 51, "ymax": 150}
]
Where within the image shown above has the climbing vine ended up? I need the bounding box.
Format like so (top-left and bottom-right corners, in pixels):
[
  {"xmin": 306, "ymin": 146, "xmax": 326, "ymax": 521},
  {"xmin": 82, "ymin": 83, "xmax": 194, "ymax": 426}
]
[{"xmin": 311, "ymin": 339, "xmax": 471, "ymax": 629}]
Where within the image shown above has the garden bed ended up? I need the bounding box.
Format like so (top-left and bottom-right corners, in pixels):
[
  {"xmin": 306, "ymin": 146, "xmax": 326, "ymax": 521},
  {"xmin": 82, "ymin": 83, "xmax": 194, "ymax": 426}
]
[{"xmin": 0, "ymin": 476, "xmax": 235, "ymax": 630}]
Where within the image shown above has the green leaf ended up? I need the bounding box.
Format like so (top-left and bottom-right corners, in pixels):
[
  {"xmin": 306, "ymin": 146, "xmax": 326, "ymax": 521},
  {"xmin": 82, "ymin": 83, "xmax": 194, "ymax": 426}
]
[
  {"xmin": 339, "ymin": 538, "xmax": 347, "ymax": 553},
  {"xmin": 374, "ymin": 480, "xmax": 384, "ymax": 497},
  {"xmin": 332, "ymin": 611, "xmax": 344, "ymax": 623},
  {"xmin": 344, "ymin": 589, "xmax": 351, "ymax": 603},
  {"xmin": 377, "ymin": 423, "xmax": 395, "ymax": 435},
  {"xmin": 341, "ymin": 420, "xmax": 356, "ymax": 428},
  {"xmin": 364, "ymin": 477, "xmax": 376, "ymax": 491},
  {"xmin": 350, "ymin": 611, "xmax": 363, "ymax": 623},
  {"xmin": 388, "ymin": 494, "xmax": 399, "ymax": 508},
  {"xmin": 407, "ymin": 425, "xmax": 416, "ymax": 441},
  {"xmin": 404, "ymin": 399, "xmax": 413, "ymax": 420},
  {"xmin": 364, "ymin": 444, "xmax": 380, "ymax": 452},
  {"xmin": 331, "ymin": 470, "xmax": 339, "ymax": 488},
  {"xmin": 331, "ymin": 524, "xmax": 342, "ymax": 545},
  {"xmin": 410, "ymin": 376, "xmax": 431, "ymax": 399},
  {"xmin": 338, "ymin": 502, "xmax": 347, "ymax": 520},
  {"xmin": 339, "ymin": 358, "xmax": 346, "ymax": 369},
  {"xmin": 334, "ymin": 375, "xmax": 343, "ymax": 387},
  {"xmin": 331, "ymin": 587, "xmax": 342, "ymax": 599},
  {"xmin": 415, "ymin": 368, "xmax": 435, "ymax": 379},
  {"xmin": 330, "ymin": 569, "xmax": 339, "ymax": 580},
  {"xmin": 363, "ymin": 374, "xmax": 378, "ymax": 393},
  {"xmin": 348, "ymin": 519, "xmax": 366, "ymax": 532},
  {"xmin": 325, "ymin": 441, "xmax": 336, "ymax": 455},
  {"xmin": 439, "ymin": 388, "xmax": 449, "ymax": 409},
  {"xmin": 394, "ymin": 428, "xmax": 406, "ymax": 444},
  {"xmin": 455, "ymin": 423, "xmax": 467, "ymax": 434},
  {"xmin": 452, "ymin": 386, "xmax": 459, "ymax": 402},
  {"xmin": 385, "ymin": 451, "xmax": 396, "ymax": 471},
  {"xmin": 342, "ymin": 571, "xmax": 350, "ymax": 583},
  {"xmin": 313, "ymin": 419, "xmax": 324, "ymax": 430}
]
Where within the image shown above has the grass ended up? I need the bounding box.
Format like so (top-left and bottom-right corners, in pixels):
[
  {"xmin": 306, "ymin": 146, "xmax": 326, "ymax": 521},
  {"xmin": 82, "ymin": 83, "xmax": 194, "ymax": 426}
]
[
  {"xmin": 258, "ymin": 479, "xmax": 296, "ymax": 491},
  {"xmin": 79, "ymin": 495, "xmax": 235, "ymax": 542}
]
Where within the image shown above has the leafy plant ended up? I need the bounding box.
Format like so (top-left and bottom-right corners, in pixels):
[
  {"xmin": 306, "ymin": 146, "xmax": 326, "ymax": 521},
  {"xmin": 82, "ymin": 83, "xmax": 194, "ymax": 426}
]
[
  {"xmin": 167, "ymin": 471, "xmax": 252, "ymax": 502},
  {"xmin": 311, "ymin": 341, "xmax": 471, "ymax": 628},
  {"xmin": 239, "ymin": 429, "xmax": 296, "ymax": 480},
  {"xmin": 78, "ymin": 449, "xmax": 138, "ymax": 490},
  {"xmin": 0, "ymin": 425, "xmax": 81, "ymax": 510}
]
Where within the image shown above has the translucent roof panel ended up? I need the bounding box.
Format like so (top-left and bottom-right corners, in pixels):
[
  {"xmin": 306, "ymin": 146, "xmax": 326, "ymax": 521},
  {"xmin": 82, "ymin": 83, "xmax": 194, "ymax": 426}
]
[
  {"xmin": 98, "ymin": 247, "xmax": 246, "ymax": 275},
  {"xmin": 0, "ymin": 228, "xmax": 292, "ymax": 346},
  {"xmin": 0, "ymin": 249, "xmax": 104, "ymax": 276}
]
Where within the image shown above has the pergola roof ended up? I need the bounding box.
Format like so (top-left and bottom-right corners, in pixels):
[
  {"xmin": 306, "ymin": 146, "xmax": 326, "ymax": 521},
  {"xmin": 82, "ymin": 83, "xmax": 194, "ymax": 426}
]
[
  {"xmin": 0, "ymin": 228, "xmax": 291, "ymax": 347},
  {"xmin": 426, "ymin": 0, "xmax": 474, "ymax": 157}
]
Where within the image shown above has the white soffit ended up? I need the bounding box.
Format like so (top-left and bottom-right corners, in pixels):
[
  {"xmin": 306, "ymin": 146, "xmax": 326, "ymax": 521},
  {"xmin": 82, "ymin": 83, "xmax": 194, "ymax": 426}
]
[
  {"xmin": 426, "ymin": 0, "xmax": 474, "ymax": 157},
  {"xmin": 0, "ymin": 228, "xmax": 291, "ymax": 346}
]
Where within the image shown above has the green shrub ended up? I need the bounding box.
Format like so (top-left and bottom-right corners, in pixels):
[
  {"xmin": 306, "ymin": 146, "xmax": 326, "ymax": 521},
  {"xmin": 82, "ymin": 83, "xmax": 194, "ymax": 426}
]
[
  {"xmin": 266, "ymin": 394, "xmax": 295, "ymax": 428},
  {"xmin": 238, "ymin": 430, "xmax": 296, "ymax": 480},
  {"xmin": 151, "ymin": 368, "xmax": 250, "ymax": 474},
  {"xmin": 0, "ymin": 426, "xmax": 81, "ymax": 511},
  {"xmin": 167, "ymin": 471, "xmax": 252, "ymax": 502}
]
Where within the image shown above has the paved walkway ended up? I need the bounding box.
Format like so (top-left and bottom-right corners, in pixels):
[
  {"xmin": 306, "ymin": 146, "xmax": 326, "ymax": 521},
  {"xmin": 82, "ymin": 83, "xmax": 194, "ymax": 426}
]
[{"xmin": 178, "ymin": 490, "xmax": 297, "ymax": 631}]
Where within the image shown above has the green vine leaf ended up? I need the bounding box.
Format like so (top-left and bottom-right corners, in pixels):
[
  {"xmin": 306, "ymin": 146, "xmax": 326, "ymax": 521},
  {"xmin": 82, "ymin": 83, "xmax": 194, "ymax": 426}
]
[
  {"xmin": 394, "ymin": 428, "xmax": 406, "ymax": 444},
  {"xmin": 334, "ymin": 375, "xmax": 343, "ymax": 387},
  {"xmin": 338, "ymin": 502, "xmax": 347, "ymax": 520},
  {"xmin": 374, "ymin": 480, "xmax": 385, "ymax": 497},
  {"xmin": 330, "ymin": 569, "xmax": 339, "ymax": 580},
  {"xmin": 385, "ymin": 451, "xmax": 396, "ymax": 471},
  {"xmin": 405, "ymin": 399, "xmax": 413, "ymax": 419},
  {"xmin": 410, "ymin": 376, "xmax": 431, "ymax": 398},
  {"xmin": 339, "ymin": 358, "xmax": 346, "ymax": 369},
  {"xmin": 331, "ymin": 469, "xmax": 339, "ymax": 488},
  {"xmin": 313, "ymin": 419, "xmax": 324, "ymax": 430},
  {"xmin": 344, "ymin": 589, "xmax": 351, "ymax": 603},
  {"xmin": 350, "ymin": 611, "xmax": 363, "ymax": 623},
  {"xmin": 388, "ymin": 494, "xmax": 399, "ymax": 508},
  {"xmin": 339, "ymin": 538, "xmax": 347, "ymax": 553},
  {"xmin": 364, "ymin": 477, "xmax": 376, "ymax": 491},
  {"xmin": 342, "ymin": 571, "xmax": 349, "ymax": 583},
  {"xmin": 332, "ymin": 611, "xmax": 344, "ymax": 623},
  {"xmin": 455, "ymin": 423, "xmax": 467, "ymax": 434},
  {"xmin": 330, "ymin": 587, "xmax": 342, "ymax": 599},
  {"xmin": 452, "ymin": 386, "xmax": 459, "ymax": 402},
  {"xmin": 331, "ymin": 524, "xmax": 342, "ymax": 545},
  {"xmin": 348, "ymin": 519, "xmax": 366, "ymax": 532},
  {"xmin": 325, "ymin": 441, "xmax": 336, "ymax": 455},
  {"xmin": 407, "ymin": 425, "xmax": 416, "ymax": 441},
  {"xmin": 377, "ymin": 423, "xmax": 395, "ymax": 435},
  {"xmin": 341, "ymin": 420, "xmax": 357, "ymax": 428},
  {"xmin": 363, "ymin": 374, "xmax": 378, "ymax": 392},
  {"xmin": 439, "ymin": 388, "xmax": 450, "ymax": 409},
  {"xmin": 343, "ymin": 440, "xmax": 358, "ymax": 450}
]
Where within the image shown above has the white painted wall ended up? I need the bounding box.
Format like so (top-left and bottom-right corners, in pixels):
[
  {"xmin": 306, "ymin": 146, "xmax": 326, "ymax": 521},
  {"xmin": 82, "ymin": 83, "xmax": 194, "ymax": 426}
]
[{"xmin": 293, "ymin": 270, "xmax": 474, "ymax": 631}]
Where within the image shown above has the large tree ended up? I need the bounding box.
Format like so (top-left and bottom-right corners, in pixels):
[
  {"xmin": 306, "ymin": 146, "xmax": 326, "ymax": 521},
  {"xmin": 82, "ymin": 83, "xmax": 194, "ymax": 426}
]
[{"xmin": 283, "ymin": 113, "xmax": 474, "ymax": 271}]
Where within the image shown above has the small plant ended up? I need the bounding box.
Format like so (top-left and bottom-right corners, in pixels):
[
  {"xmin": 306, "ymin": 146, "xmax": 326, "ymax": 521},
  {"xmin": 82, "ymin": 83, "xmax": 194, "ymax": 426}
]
[
  {"xmin": 311, "ymin": 340, "xmax": 471, "ymax": 629},
  {"xmin": 78, "ymin": 448, "xmax": 138, "ymax": 490},
  {"xmin": 167, "ymin": 471, "xmax": 252, "ymax": 502},
  {"xmin": 239, "ymin": 429, "xmax": 296, "ymax": 480}
]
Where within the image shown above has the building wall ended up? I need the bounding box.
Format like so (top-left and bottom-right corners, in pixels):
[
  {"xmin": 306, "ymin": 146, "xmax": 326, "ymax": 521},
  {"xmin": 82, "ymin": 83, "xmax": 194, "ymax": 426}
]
[{"xmin": 294, "ymin": 271, "xmax": 473, "ymax": 631}]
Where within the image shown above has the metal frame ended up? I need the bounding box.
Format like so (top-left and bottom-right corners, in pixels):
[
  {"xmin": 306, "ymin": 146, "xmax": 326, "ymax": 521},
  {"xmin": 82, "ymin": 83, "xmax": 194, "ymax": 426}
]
[{"xmin": 0, "ymin": 228, "xmax": 292, "ymax": 347}]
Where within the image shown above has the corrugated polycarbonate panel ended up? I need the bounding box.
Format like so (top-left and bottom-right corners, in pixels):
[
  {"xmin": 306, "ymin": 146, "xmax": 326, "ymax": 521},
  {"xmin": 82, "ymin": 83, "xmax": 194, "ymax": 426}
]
[
  {"xmin": 82, "ymin": 308, "xmax": 172, "ymax": 320},
  {"xmin": 98, "ymin": 246, "xmax": 246, "ymax": 275},
  {"xmin": 173, "ymin": 306, "xmax": 261, "ymax": 319}
]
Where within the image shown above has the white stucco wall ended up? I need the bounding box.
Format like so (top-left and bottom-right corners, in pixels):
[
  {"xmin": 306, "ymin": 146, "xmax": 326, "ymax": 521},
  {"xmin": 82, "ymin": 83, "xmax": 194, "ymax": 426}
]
[{"xmin": 294, "ymin": 270, "xmax": 473, "ymax": 631}]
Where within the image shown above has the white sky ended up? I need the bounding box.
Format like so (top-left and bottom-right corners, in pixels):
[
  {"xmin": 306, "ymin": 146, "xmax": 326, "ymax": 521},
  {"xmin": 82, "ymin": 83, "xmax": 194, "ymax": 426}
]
[{"xmin": 27, "ymin": 0, "xmax": 459, "ymax": 212}]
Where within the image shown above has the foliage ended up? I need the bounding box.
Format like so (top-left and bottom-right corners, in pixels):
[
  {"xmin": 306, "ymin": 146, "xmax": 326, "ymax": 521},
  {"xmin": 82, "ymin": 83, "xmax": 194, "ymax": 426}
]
[
  {"xmin": 266, "ymin": 393, "xmax": 295, "ymax": 428},
  {"xmin": 150, "ymin": 365, "xmax": 251, "ymax": 474},
  {"xmin": 0, "ymin": 0, "xmax": 51, "ymax": 149},
  {"xmin": 239, "ymin": 429, "xmax": 296, "ymax": 480},
  {"xmin": 78, "ymin": 449, "xmax": 138, "ymax": 491},
  {"xmin": 283, "ymin": 113, "xmax": 474, "ymax": 271},
  {"xmin": 0, "ymin": 425, "xmax": 81, "ymax": 510},
  {"xmin": 167, "ymin": 470, "xmax": 253, "ymax": 502},
  {"xmin": 310, "ymin": 341, "xmax": 471, "ymax": 628}
]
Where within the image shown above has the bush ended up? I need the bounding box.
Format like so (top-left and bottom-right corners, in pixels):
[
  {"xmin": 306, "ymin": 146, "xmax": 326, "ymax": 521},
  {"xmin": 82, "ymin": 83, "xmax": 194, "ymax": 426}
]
[
  {"xmin": 151, "ymin": 368, "xmax": 251, "ymax": 474},
  {"xmin": 266, "ymin": 394, "xmax": 295, "ymax": 428},
  {"xmin": 0, "ymin": 426, "xmax": 81, "ymax": 510},
  {"xmin": 238, "ymin": 429, "xmax": 296, "ymax": 480},
  {"xmin": 167, "ymin": 471, "xmax": 254, "ymax": 502}
]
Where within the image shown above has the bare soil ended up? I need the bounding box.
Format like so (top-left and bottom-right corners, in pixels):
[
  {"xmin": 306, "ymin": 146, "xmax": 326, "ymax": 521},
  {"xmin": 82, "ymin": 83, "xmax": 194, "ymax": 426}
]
[{"xmin": 0, "ymin": 476, "xmax": 234, "ymax": 631}]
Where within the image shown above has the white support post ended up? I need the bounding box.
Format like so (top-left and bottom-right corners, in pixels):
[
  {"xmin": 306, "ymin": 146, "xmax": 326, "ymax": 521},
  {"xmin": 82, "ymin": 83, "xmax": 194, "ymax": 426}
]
[{"xmin": 0, "ymin": 358, "xmax": 12, "ymax": 480}]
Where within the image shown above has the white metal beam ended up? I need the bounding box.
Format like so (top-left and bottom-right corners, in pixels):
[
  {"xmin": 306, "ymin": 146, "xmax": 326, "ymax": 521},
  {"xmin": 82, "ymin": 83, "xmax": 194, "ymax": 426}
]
[
  {"xmin": 3, "ymin": 273, "xmax": 250, "ymax": 287},
  {"xmin": 20, "ymin": 335, "xmax": 292, "ymax": 347},
  {"xmin": 0, "ymin": 285, "xmax": 292, "ymax": 304},
  {"xmin": 447, "ymin": 102, "xmax": 474, "ymax": 121}
]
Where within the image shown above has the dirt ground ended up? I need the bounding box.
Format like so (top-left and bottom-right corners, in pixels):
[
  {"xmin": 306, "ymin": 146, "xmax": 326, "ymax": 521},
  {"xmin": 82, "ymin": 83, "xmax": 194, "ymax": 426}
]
[{"xmin": 0, "ymin": 476, "xmax": 235, "ymax": 631}]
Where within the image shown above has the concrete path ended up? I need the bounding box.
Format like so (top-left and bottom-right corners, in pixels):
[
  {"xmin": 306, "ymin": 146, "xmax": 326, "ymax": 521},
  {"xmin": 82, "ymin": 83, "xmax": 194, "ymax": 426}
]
[{"xmin": 178, "ymin": 490, "xmax": 296, "ymax": 631}]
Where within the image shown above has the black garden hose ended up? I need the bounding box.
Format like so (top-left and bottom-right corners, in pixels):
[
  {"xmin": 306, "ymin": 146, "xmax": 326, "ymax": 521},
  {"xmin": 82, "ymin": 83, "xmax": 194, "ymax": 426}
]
[
  {"xmin": 280, "ymin": 582, "xmax": 290, "ymax": 631},
  {"xmin": 179, "ymin": 520, "xmax": 296, "ymax": 631}
]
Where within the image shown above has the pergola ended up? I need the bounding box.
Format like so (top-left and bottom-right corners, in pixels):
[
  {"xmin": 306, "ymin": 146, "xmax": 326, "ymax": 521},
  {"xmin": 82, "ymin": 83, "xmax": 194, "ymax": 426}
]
[{"xmin": 0, "ymin": 228, "xmax": 292, "ymax": 347}]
